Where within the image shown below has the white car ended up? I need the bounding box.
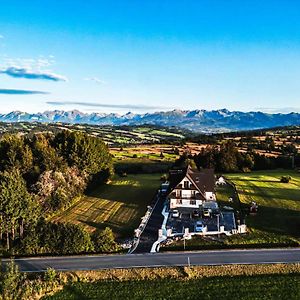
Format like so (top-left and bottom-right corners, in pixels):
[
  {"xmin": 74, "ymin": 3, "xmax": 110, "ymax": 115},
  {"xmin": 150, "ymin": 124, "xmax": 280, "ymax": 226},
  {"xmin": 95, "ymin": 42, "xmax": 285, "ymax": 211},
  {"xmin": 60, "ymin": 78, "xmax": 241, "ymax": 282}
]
[
  {"xmin": 203, "ymin": 208, "xmax": 212, "ymax": 218},
  {"xmin": 195, "ymin": 221, "xmax": 204, "ymax": 232},
  {"xmin": 171, "ymin": 210, "xmax": 179, "ymax": 218}
]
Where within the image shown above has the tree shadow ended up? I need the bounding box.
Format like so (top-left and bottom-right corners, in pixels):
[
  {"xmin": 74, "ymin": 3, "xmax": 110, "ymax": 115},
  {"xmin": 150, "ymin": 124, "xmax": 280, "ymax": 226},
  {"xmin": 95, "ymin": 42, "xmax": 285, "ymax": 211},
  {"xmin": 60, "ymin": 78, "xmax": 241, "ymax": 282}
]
[
  {"xmin": 85, "ymin": 182, "xmax": 158, "ymax": 205},
  {"xmin": 237, "ymin": 186, "xmax": 300, "ymax": 201},
  {"xmin": 234, "ymin": 178, "xmax": 280, "ymax": 183},
  {"xmin": 240, "ymin": 203, "xmax": 300, "ymax": 239},
  {"xmin": 79, "ymin": 217, "xmax": 137, "ymax": 238}
]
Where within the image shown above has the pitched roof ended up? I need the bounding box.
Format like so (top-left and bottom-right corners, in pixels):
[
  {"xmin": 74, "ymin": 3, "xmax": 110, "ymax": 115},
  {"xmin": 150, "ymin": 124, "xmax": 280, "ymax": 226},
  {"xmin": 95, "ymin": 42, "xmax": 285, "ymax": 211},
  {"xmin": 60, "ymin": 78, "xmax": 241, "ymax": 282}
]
[
  {"xmin": 188, "ymin": 167, "xmax": 215, "ymax": 193},
  {"xmin": 168, "ymin": 165, "xmax": 215, "ymax": 196},
  {"xmin": 168, "ymin": 166, "xmax": 188, "ymax": 190}
]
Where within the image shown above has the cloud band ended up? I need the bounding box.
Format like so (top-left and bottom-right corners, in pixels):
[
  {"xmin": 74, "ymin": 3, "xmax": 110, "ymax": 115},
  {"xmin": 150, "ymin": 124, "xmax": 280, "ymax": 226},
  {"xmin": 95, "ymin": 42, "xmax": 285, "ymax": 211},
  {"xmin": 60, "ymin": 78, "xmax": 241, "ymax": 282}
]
[
  {"xmin": 0, "ymin": 67, "xmax": 67, "ymax": 82},
  {"xmin": 46, "ymin": 101, "xmax": 170, "ymax": 110},
  {"xmin": 0, "ymin": 89, "xmax": 49, "ymax": 95}
]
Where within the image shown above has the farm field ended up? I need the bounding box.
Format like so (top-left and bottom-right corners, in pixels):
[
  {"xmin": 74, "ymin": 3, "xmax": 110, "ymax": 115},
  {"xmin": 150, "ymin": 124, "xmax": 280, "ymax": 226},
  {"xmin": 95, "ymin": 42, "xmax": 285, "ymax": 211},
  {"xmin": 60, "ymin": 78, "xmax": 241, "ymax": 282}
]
[
  {"xmin": 44, "ymin": 264, "xmax": 300, "ymax": 300},
  {"xmin": 226, "ymin": 170, "xmax": 300, "ymax": 245},
  {"xmin": 0, "ymin": 122, "xmax": 186, "ymax": 146},
  {"xmin": 52, "ymin": 174, "xmax": 162, "ymax": 237},
  {"xmin": 111, "ymin": 144, "xmax": 179, "ymax": 162}
]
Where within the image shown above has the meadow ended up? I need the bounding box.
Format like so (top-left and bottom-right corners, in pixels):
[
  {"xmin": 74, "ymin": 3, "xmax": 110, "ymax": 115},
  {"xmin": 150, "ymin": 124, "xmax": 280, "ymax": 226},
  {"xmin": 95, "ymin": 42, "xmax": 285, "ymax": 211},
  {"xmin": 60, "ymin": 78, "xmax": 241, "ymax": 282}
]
[
  {"xmin": 52, "ymin": 174, "xmax": 162, "ymax": 237},
  {"xmin": 226, "ymin": 169, "xmax": 300, "ymax": 245},
  {"xmin": 42, "ymin": 264, "xmax": 300, "ymax": 300},
  {"xmin": 0, "ymin": 122, "xmax": 186, "ymax": 146}
]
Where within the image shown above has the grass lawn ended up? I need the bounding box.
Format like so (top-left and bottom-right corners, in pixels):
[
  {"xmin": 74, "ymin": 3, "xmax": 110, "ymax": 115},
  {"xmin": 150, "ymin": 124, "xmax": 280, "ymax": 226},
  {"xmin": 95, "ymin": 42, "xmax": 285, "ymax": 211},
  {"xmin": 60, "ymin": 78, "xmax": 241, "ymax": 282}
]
[
  {"xmin": 43, "ymin": 265, "xmax": 300, "ymax": 300},
  {"xmin": 164, "ymin": 169, "xmax": 300, "ymax": 251},
  {"xmin": 216, "ymin": 183, "xmax": 240, "ymax": 210},
  {"xmin": 51, "ymin": 174, "xmax": 162, "ymax": 238},
  {"xmin": 226, "ymin": 169, "xmax": 300, "ymax": 245},
  {"xmin": 45, "ymin": 275, "xmax": 300, "ymax": 300}
]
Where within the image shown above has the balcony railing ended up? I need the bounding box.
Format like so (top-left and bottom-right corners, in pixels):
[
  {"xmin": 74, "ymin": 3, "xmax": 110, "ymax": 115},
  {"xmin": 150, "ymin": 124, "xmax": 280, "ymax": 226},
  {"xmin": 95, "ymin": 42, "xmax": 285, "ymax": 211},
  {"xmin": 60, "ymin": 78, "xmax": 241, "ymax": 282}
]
[{"xmin": 169, "ymin": 192, "xmax": 203, "ymax": 200}]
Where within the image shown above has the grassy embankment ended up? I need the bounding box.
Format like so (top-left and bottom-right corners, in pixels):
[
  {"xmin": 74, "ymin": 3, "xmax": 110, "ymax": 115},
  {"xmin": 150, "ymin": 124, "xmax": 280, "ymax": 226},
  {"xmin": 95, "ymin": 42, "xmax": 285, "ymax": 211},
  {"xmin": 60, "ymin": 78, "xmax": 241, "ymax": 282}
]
[
  {"xmin": 52, "ymin": 174, "xmax": 161, "ymax": 238},
  {"xmin": 41, "ymin": 264, "xmax": 300, "ymax": 300}
]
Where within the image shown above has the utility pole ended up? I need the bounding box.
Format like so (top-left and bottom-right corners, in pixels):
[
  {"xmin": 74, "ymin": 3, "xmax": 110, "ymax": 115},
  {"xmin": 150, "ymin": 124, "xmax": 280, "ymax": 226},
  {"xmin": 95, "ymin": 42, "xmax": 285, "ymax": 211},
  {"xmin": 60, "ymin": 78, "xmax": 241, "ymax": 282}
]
[
  {"xmin": 217, "ymin": 214, "xmax": 220, "ymax": 238},
  {"xmin": 291, "ymin": 155, "xmax": 295, "ymax": 169}
]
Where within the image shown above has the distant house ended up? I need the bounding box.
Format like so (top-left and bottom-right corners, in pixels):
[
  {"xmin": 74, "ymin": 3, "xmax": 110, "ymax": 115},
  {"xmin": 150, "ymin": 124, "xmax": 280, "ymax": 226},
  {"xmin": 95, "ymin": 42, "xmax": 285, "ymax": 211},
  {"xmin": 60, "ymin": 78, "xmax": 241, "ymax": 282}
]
[
  {"xmin": 167, "ymin": 165, "xmax": 216, "ymax": 209},
  {"xmin": 216, "ymin": 176, "xmax": 226, "ymax": 185}
]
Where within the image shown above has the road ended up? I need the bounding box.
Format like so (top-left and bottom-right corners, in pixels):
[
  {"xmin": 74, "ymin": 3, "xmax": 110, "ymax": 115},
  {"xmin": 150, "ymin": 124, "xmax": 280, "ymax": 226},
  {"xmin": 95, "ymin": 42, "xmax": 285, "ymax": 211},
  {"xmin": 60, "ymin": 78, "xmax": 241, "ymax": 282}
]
[{"xmin": 3, "ymin": 248, "xmax": 300, "ymax": 272}]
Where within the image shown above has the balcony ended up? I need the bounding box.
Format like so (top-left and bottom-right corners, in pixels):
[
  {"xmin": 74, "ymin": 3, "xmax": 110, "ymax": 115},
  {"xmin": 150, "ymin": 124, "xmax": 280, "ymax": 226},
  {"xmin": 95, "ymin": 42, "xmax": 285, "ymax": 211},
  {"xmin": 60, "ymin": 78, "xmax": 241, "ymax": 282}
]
[{"xmin": 169, "ymin": 192, "xmax": 203, "ymax": 200}]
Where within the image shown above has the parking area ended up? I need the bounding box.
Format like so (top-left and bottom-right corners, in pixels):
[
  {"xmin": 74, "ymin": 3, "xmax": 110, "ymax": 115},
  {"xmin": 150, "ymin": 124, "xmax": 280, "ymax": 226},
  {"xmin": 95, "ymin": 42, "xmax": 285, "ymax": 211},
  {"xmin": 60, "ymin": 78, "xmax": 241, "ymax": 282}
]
[{"xmin": 166, "ymin": 208, "xmax": 236, "ymax": 235}]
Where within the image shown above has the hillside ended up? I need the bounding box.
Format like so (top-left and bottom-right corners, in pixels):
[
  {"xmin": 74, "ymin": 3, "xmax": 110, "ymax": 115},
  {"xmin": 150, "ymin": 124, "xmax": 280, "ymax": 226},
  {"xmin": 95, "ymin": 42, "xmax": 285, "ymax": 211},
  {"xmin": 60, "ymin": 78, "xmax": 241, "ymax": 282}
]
[{"xmin": 0, "ymin": 122, "xmax": 186, "ymax": 146}]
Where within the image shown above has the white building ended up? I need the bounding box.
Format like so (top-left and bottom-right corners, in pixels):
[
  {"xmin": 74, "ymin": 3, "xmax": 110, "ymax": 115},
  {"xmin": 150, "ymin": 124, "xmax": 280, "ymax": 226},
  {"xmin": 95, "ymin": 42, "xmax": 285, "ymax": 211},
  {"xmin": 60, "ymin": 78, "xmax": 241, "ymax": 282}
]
[
  {"xmin": 216, "ymin": 176, "xmax": 226, "ymax": 185},
  {"xmin": 167, "ymin": 166, "xmax": 216, "ymax": 209}
]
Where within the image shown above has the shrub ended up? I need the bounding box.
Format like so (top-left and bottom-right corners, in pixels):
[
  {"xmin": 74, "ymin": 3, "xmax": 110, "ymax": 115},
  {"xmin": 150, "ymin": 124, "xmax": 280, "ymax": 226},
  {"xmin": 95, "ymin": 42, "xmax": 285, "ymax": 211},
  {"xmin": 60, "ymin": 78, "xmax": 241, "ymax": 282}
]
[
  {"xmin": 280, "ymin": 176, "xmax": 291, "ymax": 183},
  {"xmin": 92, "ymin": 227, "xmax": 120, "ymax": 253},
  {"xmin": 160, "ymin": 174, "xmax": 168, "ymax": 181},
  {"xmin": 44, "ymin": 268, "xmax": 57, "ymax": 283}
]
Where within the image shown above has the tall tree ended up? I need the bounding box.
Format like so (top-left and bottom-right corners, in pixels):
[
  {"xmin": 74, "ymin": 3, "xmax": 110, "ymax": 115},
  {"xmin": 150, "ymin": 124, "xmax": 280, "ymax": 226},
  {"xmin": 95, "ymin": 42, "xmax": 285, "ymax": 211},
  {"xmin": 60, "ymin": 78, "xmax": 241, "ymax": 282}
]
[
  {"xmin": 0, "ymin": 134, "xmax": 33, "ymax": 174},
  {"xmin": 0, "ymin": 170, "xmax": 38, "ymax": 249},
  {"xmin": 53, "ymin": 131, "xmax": 113, "ymax": 182}
]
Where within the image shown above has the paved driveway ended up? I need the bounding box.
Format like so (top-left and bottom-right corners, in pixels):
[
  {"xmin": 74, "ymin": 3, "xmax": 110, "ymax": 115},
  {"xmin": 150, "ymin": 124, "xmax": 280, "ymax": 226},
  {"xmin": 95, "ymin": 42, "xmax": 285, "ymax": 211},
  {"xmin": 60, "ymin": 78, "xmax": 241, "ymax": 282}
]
[{"xmin": 133, "ymin": 194, "xmax": 165, "ymax": 253}]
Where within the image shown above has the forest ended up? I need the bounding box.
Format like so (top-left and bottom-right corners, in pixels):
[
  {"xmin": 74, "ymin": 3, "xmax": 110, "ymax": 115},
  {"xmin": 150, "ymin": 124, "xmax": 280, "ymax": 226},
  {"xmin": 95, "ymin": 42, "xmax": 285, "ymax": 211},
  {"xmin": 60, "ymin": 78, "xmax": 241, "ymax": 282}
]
[
  {"xmin": 193, "ymin": 141, "xmax": 296, "ymax": 173},
  {"xmin": 0, "ymin": 131, "xmax": 119, "ymax": 256}
]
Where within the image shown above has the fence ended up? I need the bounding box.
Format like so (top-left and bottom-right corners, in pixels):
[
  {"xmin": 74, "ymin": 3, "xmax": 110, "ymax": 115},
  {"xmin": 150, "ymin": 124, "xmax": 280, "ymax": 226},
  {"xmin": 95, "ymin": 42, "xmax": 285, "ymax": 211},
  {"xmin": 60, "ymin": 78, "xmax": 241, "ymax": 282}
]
[{"xmin": 128, "ymin": 193, "xmax": 160, "ymax": 254}]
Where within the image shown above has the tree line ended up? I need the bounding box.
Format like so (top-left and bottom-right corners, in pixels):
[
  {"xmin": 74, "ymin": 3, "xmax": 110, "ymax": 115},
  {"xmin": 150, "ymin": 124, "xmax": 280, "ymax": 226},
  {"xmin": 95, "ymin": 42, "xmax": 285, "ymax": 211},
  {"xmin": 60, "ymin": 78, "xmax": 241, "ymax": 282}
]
[
  {"xmin": 0, "ymin": 131, "xmax": 118, "ymax": 255},
  {"xmin": 192, "ymin": 141, "xmax": 295, "ymax": 173}
]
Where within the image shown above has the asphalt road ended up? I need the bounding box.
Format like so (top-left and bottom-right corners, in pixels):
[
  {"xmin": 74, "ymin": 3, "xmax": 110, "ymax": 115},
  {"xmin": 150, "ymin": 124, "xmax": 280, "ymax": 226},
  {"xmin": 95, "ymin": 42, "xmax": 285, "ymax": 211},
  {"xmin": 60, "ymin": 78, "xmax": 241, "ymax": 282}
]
[{"xmin": 3, "ymin": 248, "xmax": 300, "ymax": 272}]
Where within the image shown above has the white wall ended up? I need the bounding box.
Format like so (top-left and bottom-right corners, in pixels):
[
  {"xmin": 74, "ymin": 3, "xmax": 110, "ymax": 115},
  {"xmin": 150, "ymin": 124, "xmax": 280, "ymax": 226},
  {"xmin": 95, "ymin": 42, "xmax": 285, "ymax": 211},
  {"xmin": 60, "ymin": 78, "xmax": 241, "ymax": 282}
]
[
  {"xmin": 205, "ymin": 192, "xmax": 216, "ymax": 200},
  {"xmin": 170, "ymin": 198, "xmax": 203, "ymax": 209}
]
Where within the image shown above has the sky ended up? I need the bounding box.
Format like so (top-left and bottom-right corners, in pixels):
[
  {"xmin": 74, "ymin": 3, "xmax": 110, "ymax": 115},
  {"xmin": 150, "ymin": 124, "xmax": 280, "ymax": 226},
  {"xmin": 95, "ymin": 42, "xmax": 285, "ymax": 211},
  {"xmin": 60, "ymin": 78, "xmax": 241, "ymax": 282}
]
[{"xmin": 1, "ymin": 0, "xmax": 300, "ymax": 114}]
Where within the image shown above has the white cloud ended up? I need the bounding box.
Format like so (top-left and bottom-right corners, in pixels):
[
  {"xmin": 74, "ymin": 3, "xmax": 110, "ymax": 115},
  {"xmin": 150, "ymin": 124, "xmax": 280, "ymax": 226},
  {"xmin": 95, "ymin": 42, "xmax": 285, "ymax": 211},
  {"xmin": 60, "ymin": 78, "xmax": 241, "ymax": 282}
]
[
  {"xmin": 46, "ymin": 101, "xmax": 169, "ymax": 110},
  {"xmin": 255, "ymin": 107, "xmax": 300, "ymax": 113},
  {"xmin": 0, "ymin": 55, "xmax": 67, "ymax": 81},
  {"xmin": 2, "ymin": 56, "xmax": 56, "ymax": 70},
  {"xmin": 84, "ymin": 77, "xmax": 106, "ymax": 84},
  {"xmin": 0, "ymin": 66, "xmax": 68, "ymax": 81}
]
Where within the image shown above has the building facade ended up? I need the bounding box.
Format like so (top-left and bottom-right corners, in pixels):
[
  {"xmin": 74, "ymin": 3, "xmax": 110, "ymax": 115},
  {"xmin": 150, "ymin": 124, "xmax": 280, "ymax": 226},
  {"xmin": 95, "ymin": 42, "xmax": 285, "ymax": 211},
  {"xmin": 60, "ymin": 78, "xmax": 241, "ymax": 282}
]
[{"xmin": 168, "ymin": 166, "xmax": 216, "ymax": 209}]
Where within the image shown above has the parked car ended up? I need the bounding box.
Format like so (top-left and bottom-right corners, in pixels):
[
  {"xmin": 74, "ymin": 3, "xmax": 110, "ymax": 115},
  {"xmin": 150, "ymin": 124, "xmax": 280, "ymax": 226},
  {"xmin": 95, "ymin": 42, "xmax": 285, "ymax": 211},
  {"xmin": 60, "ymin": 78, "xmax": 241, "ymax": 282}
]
[
  {"xmin": 171, "ymin": 209, "xmax": 179, "ymax": 218},
  {"xmin": 195, "ymin": 220, "xmax": 204, "ymax": 232},
  {"xmin": 192, "ymin": 210, "xmax": 200, "ymax": 218},
  {"xmin": 203, "ymin": 208, "xmax": 212, "ymax": 218}
]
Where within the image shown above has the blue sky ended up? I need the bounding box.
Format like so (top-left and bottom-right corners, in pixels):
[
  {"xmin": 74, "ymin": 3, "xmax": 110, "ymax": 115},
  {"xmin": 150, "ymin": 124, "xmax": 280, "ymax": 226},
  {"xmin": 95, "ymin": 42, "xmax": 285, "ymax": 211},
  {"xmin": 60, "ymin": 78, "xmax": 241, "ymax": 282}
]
[{"xmin": 1, "ymin": 0, "xmax": 300, "ymax": 114}]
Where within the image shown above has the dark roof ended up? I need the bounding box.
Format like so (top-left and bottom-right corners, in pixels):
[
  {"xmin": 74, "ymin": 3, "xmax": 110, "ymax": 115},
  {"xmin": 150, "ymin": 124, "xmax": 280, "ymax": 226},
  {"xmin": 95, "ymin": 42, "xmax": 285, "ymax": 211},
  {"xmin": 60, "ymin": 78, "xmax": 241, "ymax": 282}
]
[
  {"xmin": 168, "ymin": 165, "xmax": 215, "ymax": 196},
  {"xmin": 168, "ymin": 167, "xmax": 187, "ymax": 190}
]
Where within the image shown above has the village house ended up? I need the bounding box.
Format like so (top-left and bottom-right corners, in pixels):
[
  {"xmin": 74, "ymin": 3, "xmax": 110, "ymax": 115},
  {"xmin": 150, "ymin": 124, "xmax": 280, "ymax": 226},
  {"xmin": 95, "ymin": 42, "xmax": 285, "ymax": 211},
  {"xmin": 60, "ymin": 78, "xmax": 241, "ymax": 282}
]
[
  {"xmin": 216, "ymin": 175, "xmax": 226, "ymax": 185},
  {"xmin": 167, "ymin": 165, "xmax": 216, "ymax": 210}
]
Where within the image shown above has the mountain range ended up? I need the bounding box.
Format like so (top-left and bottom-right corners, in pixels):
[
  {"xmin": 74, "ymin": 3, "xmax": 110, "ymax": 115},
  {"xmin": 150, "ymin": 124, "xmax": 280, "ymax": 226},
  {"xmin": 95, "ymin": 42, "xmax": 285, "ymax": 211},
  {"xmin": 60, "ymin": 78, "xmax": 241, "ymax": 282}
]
[{"xmin": 0, "ymin": 109, "xmax": 300, "ymax": 133}]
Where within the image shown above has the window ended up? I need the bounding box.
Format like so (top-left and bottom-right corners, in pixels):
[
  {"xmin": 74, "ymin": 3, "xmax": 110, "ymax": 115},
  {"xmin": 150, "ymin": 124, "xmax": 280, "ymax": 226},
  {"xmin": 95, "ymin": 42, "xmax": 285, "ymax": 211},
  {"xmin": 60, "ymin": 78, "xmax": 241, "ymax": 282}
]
[
  {"xmin": 177, "ymin": 199, "xmax": 182, "ymax": 204},
  {"xmin": 190, "ymin": 200, "xmax": 196, "ymax": 205},
  {"xmin": 184, "ymin": 181, "xmax": 189, "ymax": 189},
  {"xmin": 176, "ymin": 190, "xmax": 182, "ymax": 197}
]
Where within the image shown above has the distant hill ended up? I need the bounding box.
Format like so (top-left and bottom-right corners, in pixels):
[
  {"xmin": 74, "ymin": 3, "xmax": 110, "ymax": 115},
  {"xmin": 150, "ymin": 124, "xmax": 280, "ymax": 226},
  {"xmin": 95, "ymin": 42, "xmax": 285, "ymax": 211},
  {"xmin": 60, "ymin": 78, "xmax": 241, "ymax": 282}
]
[{"xmin": 1, "ymin": 109, "xmax": 300, "ymax": 133}]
